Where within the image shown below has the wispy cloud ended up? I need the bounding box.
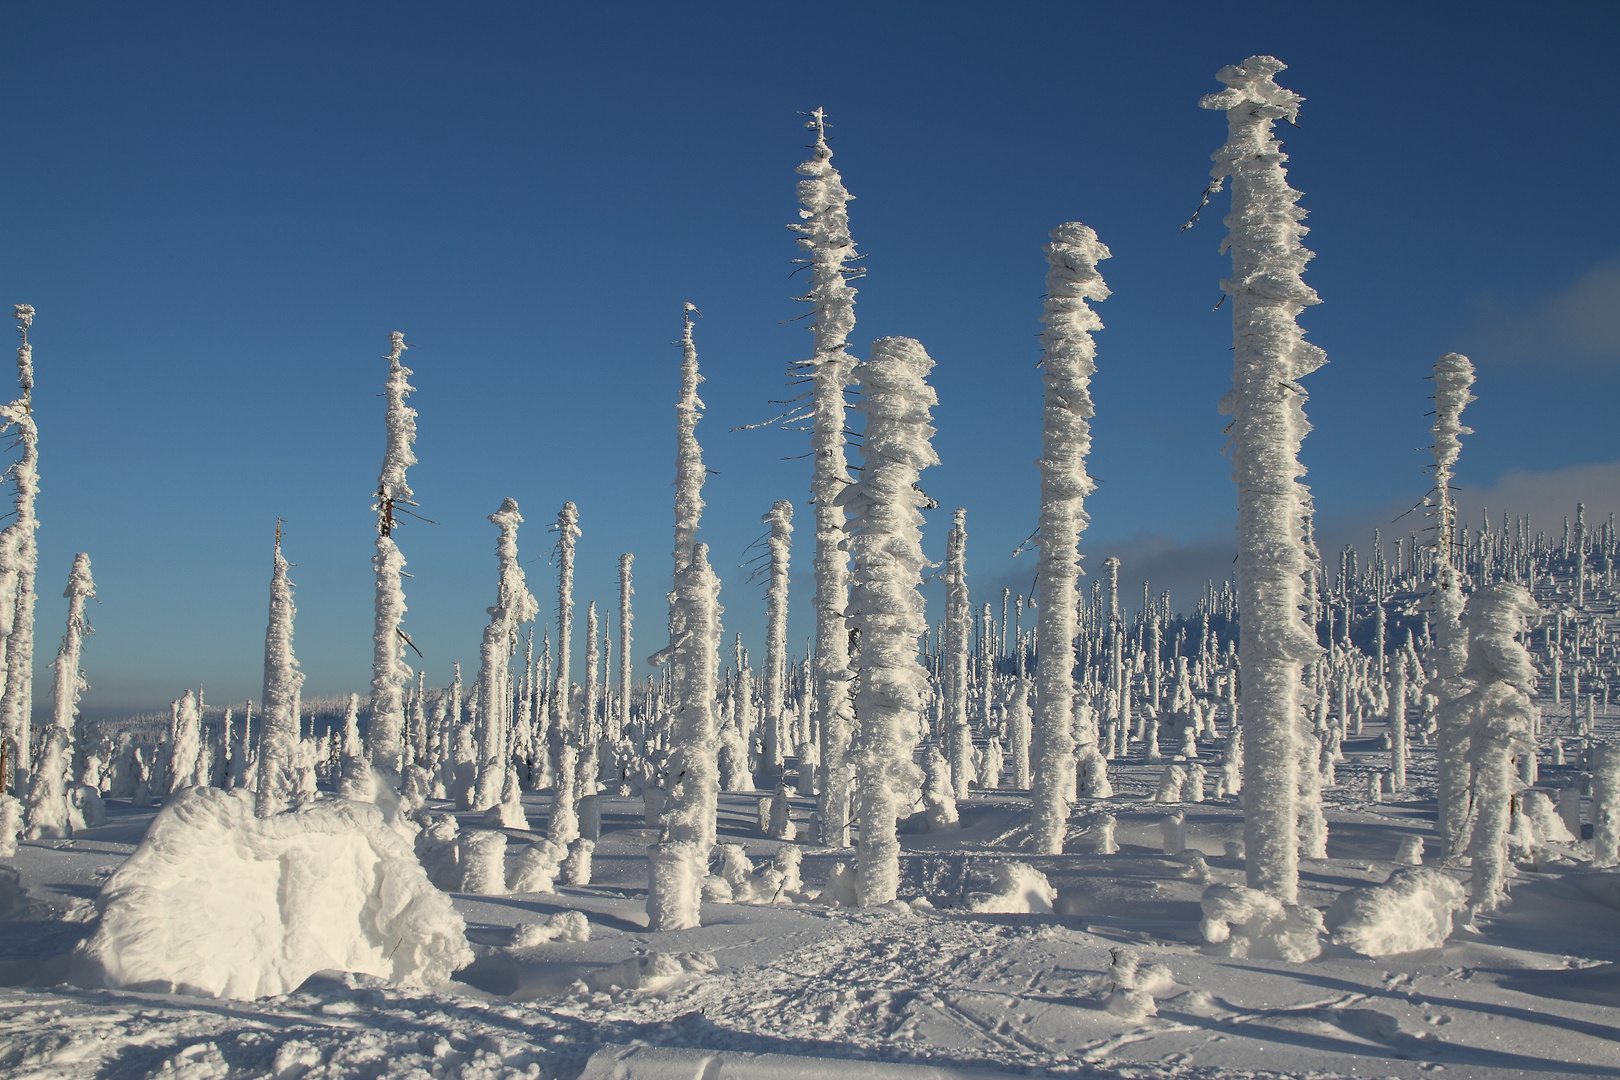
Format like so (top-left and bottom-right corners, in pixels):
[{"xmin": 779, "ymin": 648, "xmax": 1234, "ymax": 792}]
[{"xmin": 1465, "ymin": 256, "xmax": 1620, "ymax": 367}]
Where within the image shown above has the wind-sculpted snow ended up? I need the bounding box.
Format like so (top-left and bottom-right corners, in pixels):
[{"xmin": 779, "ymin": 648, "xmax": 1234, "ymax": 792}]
[
  {"xmin": 1325, "ymin": 867, "xmax": 1467, "ymax": 956},
  {"xmin": 78, "ymin": 787, "xmax": 471, "ymax": 999}
]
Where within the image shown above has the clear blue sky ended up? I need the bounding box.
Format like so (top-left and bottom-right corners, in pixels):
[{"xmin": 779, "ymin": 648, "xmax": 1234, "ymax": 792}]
[{"xmin": 3, "ymin": 1, "xmax": 1617, "ymax": 715}]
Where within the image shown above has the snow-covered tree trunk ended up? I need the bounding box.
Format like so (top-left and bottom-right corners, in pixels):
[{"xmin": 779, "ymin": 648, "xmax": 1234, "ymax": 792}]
[
  {"xmin": 1390, "ymin": 651, "xmax": 1408, "ymax": 791},
  {"xmin": 23, "ymin": 553, "xmax": 93, "ymax": 839},
  {"xmin": 255, "ymin": 524, "xmax": 305, "ymax": 817},
  {"xmin": 551, "ymin": 501, "xmax": 581, "ymax": 745},
  {"xmin": 944, "ymin": 508, "xmax": 973, "ymax": 799},
  {"xmin": 167, "ymin": 691, "xmax": 201, "ymax": 795},
  {"xmin": 474, "ymin": 499, "xmax": 539, "ymax": 811},
  {"xmin": 618, "ymin": 554, "xmax": 633, "ymax": 740},
  {"xmin": 791, "ymin": 111, "xmax": 861, "ymax": 847},
  {"xmin": 1201, "ymin": 57, "xmax": 1325, "ymax": 904},
  {"xmin": 1445, "ymin": 584, "xmax": 1539, "ymax": 914},
  {"xmin": 580, "ymin": 601, "xmax": 600, "ymax": 795},
  {"xmin": 1030, "ymin": 222, "xmax": 1111, "ymax": 854},
  {"xmin": 845, "ymin": 336, "xmax": 939, "ymax": 905},
  {"xmin": 0, "ymin": 304, "xmax": 40, "ymax": 795},
  {"xmin": 369, "ymin": 331, "xmax": 418, "ymax": 782},
  {"xmin": 762, "ymin": 500, "xmax": 793, "ymax": 774},
  {"xmin": 1429, "ymin": 352, "xmax": 1477, "ymax": 858}
]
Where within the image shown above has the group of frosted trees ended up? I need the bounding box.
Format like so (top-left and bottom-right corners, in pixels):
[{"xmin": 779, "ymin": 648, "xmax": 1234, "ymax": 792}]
[{"xmin": 17, "ymin": 57, "xmax": 1617, "ymax": 934}]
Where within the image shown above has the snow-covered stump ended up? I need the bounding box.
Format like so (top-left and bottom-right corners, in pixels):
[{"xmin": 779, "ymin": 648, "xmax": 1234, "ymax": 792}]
[
  {"xmin": 646, "ymin": 839, "xmax": 706, "ymax": 932},
  {"xmin": 1160, "ymin": 810, "xmax": 1187, "ymax": 854},
  {"xmin": 1430, "ymin": 353, "xmax": 1478, "ymax": 859},
  {"xmin": 368, "ymin": 332, "xmax": 419, "ymax": 788},
  {"xmin": 509, "ymin": 838, "xmax": 567, "ymax": 893},
  {"xmin": 24, "ymin": 554, "xmax": 95, "ymax": 840},
  {"xmin": 80, "ymin": 788, "xmax": 471, "ymax": 999},
  {"xmin": 458, "ymin": 831, "xmax": 508, "ymax": 895},
  {"xmin": 843, "ymin": 336, "xmax": 938, "ymax": 906},
  {"xmin": 254, "ymin": 525, "xmax": 306, "ymax": 818},
  {"xmin": 1029, "ymin": 227, "xmax": 1110, "ymax": 851},
  {"xmin": 1200, "ymin": 57, "xmax": 1325, "ymax": 905},
  {"xmin": 1592, "ymin": 742, "xmax": 1620, "ymax": 868},
  {"xmin": 473, "ymin": 499, "xmax": 539, "ymax": 812}
]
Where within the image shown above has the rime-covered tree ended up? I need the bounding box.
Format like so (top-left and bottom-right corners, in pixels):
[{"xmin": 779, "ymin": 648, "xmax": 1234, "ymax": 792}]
[
  {"xmin": 845, "ymin": 337, "xmax": 939, "ymax": 905},
  {"xmin": 23, "ymin": 553, "xmax": 93, "ymax": 839},
  {"xmin": 0, "ymin": 305, "xmax": 40, "ymax": 794},
  {"xmin": 369, "ymin": 331, "xmax": 418, "ymax": 782},
  {"xmin": 617, "ymin": 554, "xmax": 633, "ymax": 740},
  {"xmin": 474, "ymin": 499, "xmax": 539, "ymax": 811},
  {"xmin": 789, "ymin": 111, "xmax": 862, "ymax": 845},
  {"xmin": 551, "ymin": 501, "xmax": 581, "ymax": 742},
  {"xmin": 1201, "ymin": 56, "xmax": 1325, "ymax": 903},
  {"xmin": 255, "ymin": 523, "xmax": 305, "ymax": 817},
  {"xmin": 1428, "ymin": 352, "xmax": 1477, "ymax": 857},
  {"xmin": 1030, "ymin": 223, "xmax": 1111, "ymax": 854},
  {"xmin": 762, "ymin": 500, "xmax": 793, "ymax": 773},
  {"xmin": 943, "ymin": 508, "xmax": 973, "ymax": 798}
]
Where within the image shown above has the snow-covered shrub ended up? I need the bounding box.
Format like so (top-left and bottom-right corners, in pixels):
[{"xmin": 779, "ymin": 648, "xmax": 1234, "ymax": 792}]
[
  {"xmin": 1201, "ymin": 57, "xmax": 1323, "ymax": 903},
  {"xmin": 1325, "ymin": 867, "xmax": 1466, "ymax": 956},
  {"xmin": 1156, "ymin": 764, "xmax": 1188, "ymax": 803},
  {"xmin": 509, "ymin": 837, "xmax": 567, "ymax": 894},
  {"xmin": 1395, "ymin": 836, "xmax": 1425, "ymax": 865},
  {"xmin": 255, "ymin": 528, "xmax": 306, "ymax": 818},
  {"xmin": 1199, "ymin": 884, "xmax": 1324, "ymax": 961},
  {"xmin": 24, "ymin": 554, "xmax": 96, "ymax": 839},
  {"xmin": 80, "ymin": 787, "xmax": 470, "ymax": 999},
  {"xmin": 458, "ymin": 830, "xmax": 508, "ymax": 895},
  {"xmin": 821, "ymin": 860, "xmax": 858, "ymax": 907},
  {"xmin": 1160, "ymin": 810, "xmax": 1187, "ymax": 855},
  {"xmin": 1092, "ymin": 813, "xmax": 1119, "ymax": 855},
  {"xmin": 921, "ymin": 744, "xmax": 959, "ymax": 831},
  {"xmin": 1520, "ymin": 790, "xmax": 1574, "ymax": 846},
  {"xmin": 965, "ymin": 862, "xmax": 1056, "ymax": 914},
  {"xmin": 414, "ymin": 812, "xmax": 461, "ymax": 891}
]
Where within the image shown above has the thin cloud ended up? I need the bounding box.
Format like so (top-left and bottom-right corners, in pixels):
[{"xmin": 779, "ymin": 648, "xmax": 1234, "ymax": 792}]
[{"xmin": 1466, "ymin": 256, "xmax": 1620, "ymax": 367}]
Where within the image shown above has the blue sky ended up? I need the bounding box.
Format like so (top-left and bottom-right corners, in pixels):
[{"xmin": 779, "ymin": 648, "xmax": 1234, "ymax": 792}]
[{"xmin": 3, "ymin": 1, "xmax": 1618, "ymax": 715}]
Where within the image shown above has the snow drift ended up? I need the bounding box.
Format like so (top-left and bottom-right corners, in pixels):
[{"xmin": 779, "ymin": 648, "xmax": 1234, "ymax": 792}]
[{"xmin": 78, "ymin": 787, "xmax": 471, "ymax": 999}]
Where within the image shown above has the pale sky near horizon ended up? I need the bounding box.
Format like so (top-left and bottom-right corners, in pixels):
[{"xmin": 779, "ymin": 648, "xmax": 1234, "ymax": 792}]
[{"xmin": 2, "ymin": 1, "xmax": 1617, "ymax": 716}]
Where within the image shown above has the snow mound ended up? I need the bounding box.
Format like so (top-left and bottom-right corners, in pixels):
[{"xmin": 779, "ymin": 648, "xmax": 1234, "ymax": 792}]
[
  {"xmin": 1199, "ymin": 884, "xmax": 1324, "ymax": 961},
  {"xmin": 584, "ymin": 951, "xmax": 716, "ymax": 995},
  {"xmin": 966, "ymin": 862, "xmax": 1055, "ymax": 914},
  {"xmin": 1324, "ymin": 867, "xmax": 1466, "ymax": 957},
  {"xmin": 511, "ymin": 910, "xmax": 591, "ymax": 947},
  {"xmin": 78, "ymin": 787, "xmax": 471, "ymax": 999}
]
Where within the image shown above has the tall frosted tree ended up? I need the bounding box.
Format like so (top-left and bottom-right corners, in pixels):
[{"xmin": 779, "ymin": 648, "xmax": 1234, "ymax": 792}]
[
  {"xmin": 255, "ymin": 523, "xmax": 306, "ymax": 817},
  {"xmin": 551, "ymin": 501, "xmax": 581, "ymax": 741},
  {"xmin": 1201, "ymin": 56, "xmax": 1325, "ymax": 903},
  {"xmin": 1428, "ymin": 352, "xmax": 1476, "ymax": 857},
  {"xmin": 23, "ymin": 553, "xmax": 93, "ymax": 840},
  {"xmin": 0, "ymin": 305, "xmax": 40, "ymax": 794},
  {"xmin": 943, "ymin": 508, "xmax": 973, "ymax": 798},
  {"xmin": 762, "ymin": 500, "xmax": 793, "ymax": 773},
  {"xmin": 617, "ymin": 553, "xmax": 633, "ymax": 739},
  {"xmin": 369, "ymin": 331, "xmax": 417, "ymax": 782},
  {"xmin": 474, "ymin": 499, "xmax": 539, "ymax": 811},
  {"xmin": 846, "ymin": 337, "xmax": 939, "ymax": 905},
  {"xmin": 1030, "ymin": 223, "xmax": 1111, "ymax": 854},
  {"xmin": 790, "ymin": 110, "xmax": 862, "ymax": 844}
]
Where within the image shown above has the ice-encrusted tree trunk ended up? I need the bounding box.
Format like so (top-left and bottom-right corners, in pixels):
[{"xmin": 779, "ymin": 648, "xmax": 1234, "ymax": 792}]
[
  {"xmin": 762, "ymin": 500, "xmax": 793, "ymax": 773},
  {"xmin": 369, "ymin": 331, "xmax": 417, "ymax": 783},
  {"xmin": 846, "ymin": 337, "xmax": 939, "ymax": 906},
  {"xmin": 943, "ymin": 508, "xmax": 973, "ymax": 799},
  {"xmin": 551, "ymin": 501, "xmax": 581, "ymax": 742},
  {"xmin": 474, "ymin": 499, "xmax": 539, "ymax": 811},
  {"xmin": 1030, "ymin": 223, "xmax": 1111, "ymax": 855},
  {"xmin": 255, "ymin": 523, "xmax": 305, "ymax": 817},
  {"xmin": 24, "ymin": 553, "xmax": 93, "ymax": 839},
  {"xmin": 646, "ymin": 542, "xmax": 723, "ymax": 928},
  {"xmin": 0, "ymin": 305, "xmax": 40, "ymax": 795},
  {"xmin": 790, "ymin": 110, "xmax": 862, "ymax": 846},
  {"xmin": 617, "ymin": 554, "xmax": 633, "ymax": 740},
  {"xmin": 1446, "ymin": 583, "xmax": 1539, "ymax": 914},
  {"xmin": 1428, "ymin": 352, "xmax": 1476, "ymax": 858},
  {"xmin": 672, "ymin": 304, "xmax": 704, "ymax": 580},
  {"xmin": 1201, "ymin": 56, "xmax": 1325, "ymax": 904}
]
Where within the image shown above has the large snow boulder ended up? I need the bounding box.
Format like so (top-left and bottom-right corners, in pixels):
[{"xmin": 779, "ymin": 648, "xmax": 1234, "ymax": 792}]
[
  {"xmin": 1324, "ymin": 866, "xmax": 1466, "ymax": 956},
  {"xmin": 78, "ymin": 787, "xmax": 472, "ymax": 999}
]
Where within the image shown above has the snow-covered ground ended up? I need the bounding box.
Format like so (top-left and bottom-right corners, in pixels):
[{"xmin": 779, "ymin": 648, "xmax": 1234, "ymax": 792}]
[{"xmin": 4, "ymin": 709, "xmax": 1619, "ymax": 1080}]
